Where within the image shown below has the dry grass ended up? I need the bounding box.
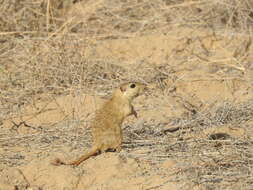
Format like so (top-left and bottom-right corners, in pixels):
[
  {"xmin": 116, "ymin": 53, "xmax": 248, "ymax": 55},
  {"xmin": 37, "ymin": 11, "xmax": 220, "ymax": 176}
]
[
  {"xmin": 1, "ymin": 99, "xmax": 252, "ymax": 189},
  {"xmin": 1, "ymin": 0, "xmax": 253, "ymax": 118},
  {"xmin": 0, "ymin": 0, "xmax": 253, "ymax": 189},
  {"xmin": 124, "ymin": 100, "xmax": 253, "ymax": 189}
]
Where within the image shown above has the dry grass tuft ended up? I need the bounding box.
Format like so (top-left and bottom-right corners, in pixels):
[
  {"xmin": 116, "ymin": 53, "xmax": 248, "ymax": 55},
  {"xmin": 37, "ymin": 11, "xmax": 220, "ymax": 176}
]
[
  {"xmin": 0, "ymin": 0, "xmax": 253, "ymax": 189},
  {"xmin": 124, "ymin": 100, "xmax": 253, "ymax": 189},
  {"xmin": 1, "ymin": 0, "xmax": 252, "ymax": 117}
]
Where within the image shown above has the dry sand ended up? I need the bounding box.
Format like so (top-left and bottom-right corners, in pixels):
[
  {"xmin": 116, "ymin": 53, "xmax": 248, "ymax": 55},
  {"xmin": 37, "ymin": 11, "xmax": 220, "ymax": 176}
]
[{"xmin": 0, "ymin": 0, "xmax": 253, "ymax": 189}]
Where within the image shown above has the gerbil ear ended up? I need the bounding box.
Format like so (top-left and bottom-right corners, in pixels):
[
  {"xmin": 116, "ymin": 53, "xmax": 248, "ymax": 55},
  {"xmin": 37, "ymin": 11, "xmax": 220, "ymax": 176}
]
[{"xmin": 120, "ymin": 86, "xmax": 127, "ymax": 92}]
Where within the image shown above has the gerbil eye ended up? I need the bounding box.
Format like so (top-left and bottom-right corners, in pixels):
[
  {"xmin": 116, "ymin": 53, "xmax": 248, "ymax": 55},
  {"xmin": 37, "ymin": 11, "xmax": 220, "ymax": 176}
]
[{"xmin": 130, "ymin": 83, "xmax": 136, "ymax": 88}]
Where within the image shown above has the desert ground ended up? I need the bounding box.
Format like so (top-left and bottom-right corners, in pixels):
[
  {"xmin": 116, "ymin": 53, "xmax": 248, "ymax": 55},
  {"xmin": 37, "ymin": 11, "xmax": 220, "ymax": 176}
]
[{"xmin": 0, "ymin": 0, "xmax": 253, "ymax": 189}]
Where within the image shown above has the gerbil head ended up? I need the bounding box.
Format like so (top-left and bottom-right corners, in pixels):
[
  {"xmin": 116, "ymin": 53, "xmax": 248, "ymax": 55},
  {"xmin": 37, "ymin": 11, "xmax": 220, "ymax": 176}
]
[{"xmin": 118, "ymin": 82, "xmax": 146, "ymax": 101}]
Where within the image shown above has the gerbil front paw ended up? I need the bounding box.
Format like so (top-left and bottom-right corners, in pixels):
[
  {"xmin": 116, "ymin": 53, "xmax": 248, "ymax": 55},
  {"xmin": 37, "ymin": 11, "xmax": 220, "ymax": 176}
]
[{"xmin": 132, "ymin": 109, "xmax": 138, "ymax": 118}]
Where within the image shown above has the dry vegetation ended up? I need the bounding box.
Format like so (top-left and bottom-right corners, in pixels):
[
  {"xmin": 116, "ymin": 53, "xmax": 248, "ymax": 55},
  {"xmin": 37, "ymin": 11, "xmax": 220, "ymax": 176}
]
[{"xmin": 1, "ymin": 0, "xmax": 253, "ymax": 190}]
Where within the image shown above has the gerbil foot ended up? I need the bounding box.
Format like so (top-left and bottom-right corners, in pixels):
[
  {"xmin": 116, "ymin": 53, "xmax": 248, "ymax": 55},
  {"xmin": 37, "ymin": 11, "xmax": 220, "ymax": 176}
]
[
  {"xmin": 116, "ymin": 146, "xmax": 122, "ymax": 152},
  {"xmin": 106, "ymin": 148, "xmax": 117, "ymax": 152},
  {"xmin": 106, "ymin": 147, "xmax": 122, "ymax": 153}
]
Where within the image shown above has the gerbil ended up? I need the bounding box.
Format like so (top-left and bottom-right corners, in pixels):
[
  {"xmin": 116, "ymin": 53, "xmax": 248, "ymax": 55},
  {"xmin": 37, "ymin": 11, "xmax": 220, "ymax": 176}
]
[{"xmin": 52, "ymin": 82, "xmax": 146, "ymax": 166}]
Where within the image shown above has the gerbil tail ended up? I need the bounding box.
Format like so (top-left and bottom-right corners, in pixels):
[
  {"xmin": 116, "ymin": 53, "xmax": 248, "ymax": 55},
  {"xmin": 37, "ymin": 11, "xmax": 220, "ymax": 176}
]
[
  {"xmin": 51, "ymin": 147, "xmax": 99, "ymax": 166},
  {"xmin": 51, "ymin": 158, "xmax": 67, "ymax": 166}
]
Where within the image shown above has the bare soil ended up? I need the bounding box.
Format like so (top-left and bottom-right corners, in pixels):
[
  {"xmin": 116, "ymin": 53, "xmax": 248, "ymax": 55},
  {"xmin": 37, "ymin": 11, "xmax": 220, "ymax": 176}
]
[{"xmin": 0, "ymin": 0, "xmax": 253, "ymax": 189}]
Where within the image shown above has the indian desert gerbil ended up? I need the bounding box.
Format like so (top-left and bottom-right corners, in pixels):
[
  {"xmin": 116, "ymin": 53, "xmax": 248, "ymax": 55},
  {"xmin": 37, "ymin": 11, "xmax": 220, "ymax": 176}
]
[{"xmin": 52, "ymin": 82, "xmax": 146, "ymax": 166}]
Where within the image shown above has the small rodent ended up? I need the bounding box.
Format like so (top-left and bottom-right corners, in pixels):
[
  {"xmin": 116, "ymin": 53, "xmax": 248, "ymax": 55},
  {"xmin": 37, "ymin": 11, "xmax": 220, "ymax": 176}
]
[{"xmin": 52, "ymin": 82, "xmax": 146, "ymax": 166}]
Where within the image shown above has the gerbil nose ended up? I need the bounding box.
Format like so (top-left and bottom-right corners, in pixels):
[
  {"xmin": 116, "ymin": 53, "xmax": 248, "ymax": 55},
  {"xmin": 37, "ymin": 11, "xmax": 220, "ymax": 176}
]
[{"xmin": 143, "ymin": 85, "xmax": 148, "ymax": 91}]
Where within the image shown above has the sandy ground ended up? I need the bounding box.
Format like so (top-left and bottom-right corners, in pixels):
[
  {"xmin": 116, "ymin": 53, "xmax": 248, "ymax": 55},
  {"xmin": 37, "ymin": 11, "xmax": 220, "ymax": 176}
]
[{"xmin": 0, "ymin": 1, "xmax": 253, "ymax": 189}]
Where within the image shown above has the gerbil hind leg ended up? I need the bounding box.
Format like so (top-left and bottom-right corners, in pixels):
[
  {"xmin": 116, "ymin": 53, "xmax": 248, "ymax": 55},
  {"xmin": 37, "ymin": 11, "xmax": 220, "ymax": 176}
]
[
  {"xmin": 51, "ymin": 147, "xmax": 100, "ymax": 166},
  {"xmin": 69, "ymin": 147, "xmax": 100, "ymax": 166}
]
